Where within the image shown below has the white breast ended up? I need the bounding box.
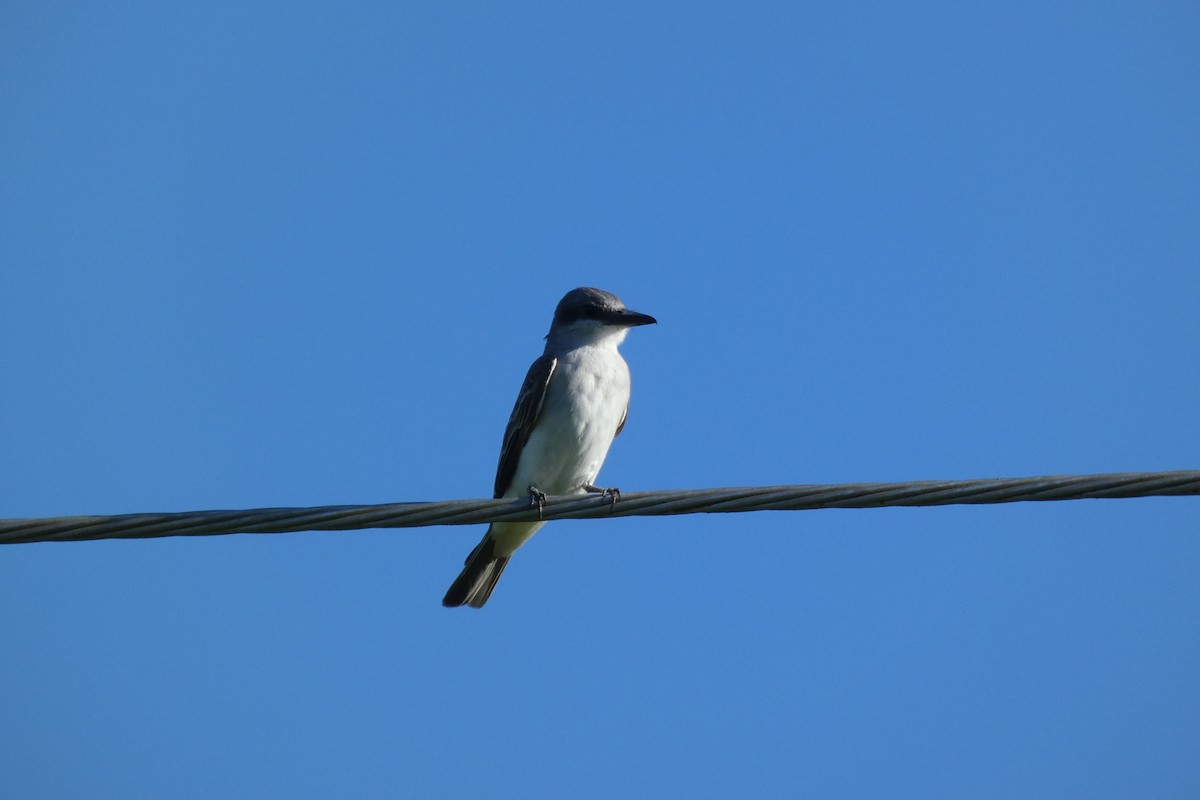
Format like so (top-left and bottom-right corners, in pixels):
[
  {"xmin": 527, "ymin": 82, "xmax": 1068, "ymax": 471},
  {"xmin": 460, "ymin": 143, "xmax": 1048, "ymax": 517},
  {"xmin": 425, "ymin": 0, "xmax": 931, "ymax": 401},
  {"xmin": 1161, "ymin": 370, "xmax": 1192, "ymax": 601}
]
[{"xmin": 507, "ymin": 343, "xmax": 631, "ymax": 497}]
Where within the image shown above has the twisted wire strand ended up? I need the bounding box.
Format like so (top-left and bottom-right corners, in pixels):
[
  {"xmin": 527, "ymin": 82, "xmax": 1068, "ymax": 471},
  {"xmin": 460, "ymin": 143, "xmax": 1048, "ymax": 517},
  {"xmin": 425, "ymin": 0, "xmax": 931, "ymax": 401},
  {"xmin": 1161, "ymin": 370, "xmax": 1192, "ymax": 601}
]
[{"xmin": 2, "ymin": 470, "xmax": 1196, "ymax": 546}]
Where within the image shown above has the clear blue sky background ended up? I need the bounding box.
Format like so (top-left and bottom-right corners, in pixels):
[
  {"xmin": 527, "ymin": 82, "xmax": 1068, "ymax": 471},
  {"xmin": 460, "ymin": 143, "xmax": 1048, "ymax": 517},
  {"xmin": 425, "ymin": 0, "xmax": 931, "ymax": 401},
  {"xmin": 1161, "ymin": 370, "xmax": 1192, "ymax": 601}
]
[{"xmin": 3, "ymin": 2, "xmax": 1198, "ymax": 798}]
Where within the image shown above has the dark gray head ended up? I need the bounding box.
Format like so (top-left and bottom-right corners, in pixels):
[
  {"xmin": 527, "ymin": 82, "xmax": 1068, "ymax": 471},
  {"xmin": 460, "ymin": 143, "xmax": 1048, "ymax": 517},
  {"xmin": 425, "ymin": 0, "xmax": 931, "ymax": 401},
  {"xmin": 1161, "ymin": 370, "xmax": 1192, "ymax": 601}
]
[{"xmin": 545, "ymin": 287, "xmax": 656, "ymax": 348}]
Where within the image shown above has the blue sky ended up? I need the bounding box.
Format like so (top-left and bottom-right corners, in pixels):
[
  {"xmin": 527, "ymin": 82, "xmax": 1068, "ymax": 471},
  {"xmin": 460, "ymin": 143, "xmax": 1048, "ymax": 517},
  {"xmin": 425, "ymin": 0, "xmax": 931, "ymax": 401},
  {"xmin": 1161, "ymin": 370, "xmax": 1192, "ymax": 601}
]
[{"xmin": 2, "ymin": 2, "xmax": 1198, "ymax": 797}]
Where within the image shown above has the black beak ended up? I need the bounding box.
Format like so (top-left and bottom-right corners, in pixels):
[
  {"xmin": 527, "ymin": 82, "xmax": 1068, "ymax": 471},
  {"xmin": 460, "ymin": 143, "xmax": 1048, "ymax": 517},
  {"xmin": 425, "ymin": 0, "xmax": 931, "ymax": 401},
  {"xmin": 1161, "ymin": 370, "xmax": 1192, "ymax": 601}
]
[{"xmin": 612, "ymin": 308, "xmax": 657, "ymax": 327}]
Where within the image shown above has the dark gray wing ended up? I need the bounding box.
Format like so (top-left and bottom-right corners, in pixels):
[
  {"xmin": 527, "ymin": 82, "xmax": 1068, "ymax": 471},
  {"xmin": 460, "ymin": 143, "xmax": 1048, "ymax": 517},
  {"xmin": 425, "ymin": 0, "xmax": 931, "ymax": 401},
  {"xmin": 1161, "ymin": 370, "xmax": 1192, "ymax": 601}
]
[
  {"xmin": 493, "ymin": 355, "xmax": 557, "ymax": 498},
  {"xmin": 614, "ymin": 402, "xmax": 629, "ymax": 438}
]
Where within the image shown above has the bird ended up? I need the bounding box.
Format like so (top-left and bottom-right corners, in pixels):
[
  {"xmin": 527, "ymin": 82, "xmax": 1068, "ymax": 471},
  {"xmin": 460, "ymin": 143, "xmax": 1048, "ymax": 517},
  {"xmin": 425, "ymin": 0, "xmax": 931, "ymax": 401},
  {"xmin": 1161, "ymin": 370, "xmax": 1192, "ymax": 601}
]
[{"xmin": 442, "ymin": 287, "xmax": 657, "ymax": 608}]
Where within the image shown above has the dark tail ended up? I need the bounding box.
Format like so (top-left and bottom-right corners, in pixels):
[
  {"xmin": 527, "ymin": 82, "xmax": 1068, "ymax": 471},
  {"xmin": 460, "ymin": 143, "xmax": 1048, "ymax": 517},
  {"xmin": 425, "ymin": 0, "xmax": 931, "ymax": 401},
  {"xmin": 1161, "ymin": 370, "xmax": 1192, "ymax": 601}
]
[{"xmin": 442, "ymin": 531, "xmax": 510, "ymax": 608}]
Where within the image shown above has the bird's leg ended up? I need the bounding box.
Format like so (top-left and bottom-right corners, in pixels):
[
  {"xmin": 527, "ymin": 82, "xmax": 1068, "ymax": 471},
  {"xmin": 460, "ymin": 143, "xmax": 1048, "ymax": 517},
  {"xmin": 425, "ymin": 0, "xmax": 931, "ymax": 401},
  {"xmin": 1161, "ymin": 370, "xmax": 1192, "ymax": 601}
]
[
  {"xmin": 527, "ymin": 485, "xmax": 547, "ymax": 519},
  {"xmin": 584, "ymin": 483, "xmax": 621, "ymax": 510}
]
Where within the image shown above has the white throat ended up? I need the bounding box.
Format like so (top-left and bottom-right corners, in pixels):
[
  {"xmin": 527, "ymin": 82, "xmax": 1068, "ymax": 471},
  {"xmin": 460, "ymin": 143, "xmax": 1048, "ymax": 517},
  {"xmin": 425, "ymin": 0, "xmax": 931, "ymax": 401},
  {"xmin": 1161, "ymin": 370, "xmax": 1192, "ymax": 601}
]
[{"xmin": 546, "ymin": 321, "xmax": 629, "ymax": 354}]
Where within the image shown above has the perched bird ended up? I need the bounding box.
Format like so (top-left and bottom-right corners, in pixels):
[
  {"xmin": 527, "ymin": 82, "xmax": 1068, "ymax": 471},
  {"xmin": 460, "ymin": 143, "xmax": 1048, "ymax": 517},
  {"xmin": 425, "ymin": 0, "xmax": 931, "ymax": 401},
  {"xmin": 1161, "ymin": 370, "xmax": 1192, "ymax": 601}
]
[{"xmin": 443, "ymin": 287, "xmax": 657, "ymax": 608}]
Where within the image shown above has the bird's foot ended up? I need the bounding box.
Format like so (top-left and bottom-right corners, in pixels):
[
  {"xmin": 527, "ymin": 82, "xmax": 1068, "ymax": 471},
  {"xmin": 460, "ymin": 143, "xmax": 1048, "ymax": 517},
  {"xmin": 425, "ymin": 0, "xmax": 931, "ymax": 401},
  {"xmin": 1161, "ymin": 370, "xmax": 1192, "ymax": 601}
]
[
  {"xmin": 528, "ymin": 485, "xmax": 547, "ymax": 519},
  {"xmin": 584, "ymin": 484, "xmax": 621, "ymax": 510}
]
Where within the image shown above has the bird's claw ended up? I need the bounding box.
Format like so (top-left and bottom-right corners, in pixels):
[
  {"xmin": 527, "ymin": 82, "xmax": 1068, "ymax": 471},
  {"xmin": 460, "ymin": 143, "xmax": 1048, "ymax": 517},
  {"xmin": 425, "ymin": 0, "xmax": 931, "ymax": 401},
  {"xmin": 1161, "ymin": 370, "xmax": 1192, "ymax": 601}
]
[
  {"xmin": 528, "ymin": 485, "xmax": 547, "ymax": 519},
  {"xmin": 584, "ymin": 484, "xmax": 621, "ymax": 511}
]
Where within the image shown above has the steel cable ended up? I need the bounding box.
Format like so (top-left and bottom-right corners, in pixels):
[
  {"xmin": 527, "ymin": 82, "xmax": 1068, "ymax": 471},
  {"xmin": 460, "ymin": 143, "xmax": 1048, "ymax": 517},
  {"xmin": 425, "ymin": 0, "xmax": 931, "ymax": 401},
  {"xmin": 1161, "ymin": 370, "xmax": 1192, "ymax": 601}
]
[{"xmin": 1, "ymin": 470, "xmax": 1197, "ymax": 545}]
